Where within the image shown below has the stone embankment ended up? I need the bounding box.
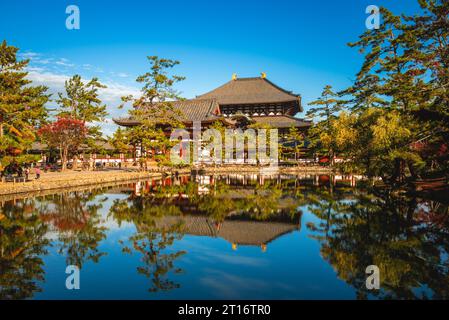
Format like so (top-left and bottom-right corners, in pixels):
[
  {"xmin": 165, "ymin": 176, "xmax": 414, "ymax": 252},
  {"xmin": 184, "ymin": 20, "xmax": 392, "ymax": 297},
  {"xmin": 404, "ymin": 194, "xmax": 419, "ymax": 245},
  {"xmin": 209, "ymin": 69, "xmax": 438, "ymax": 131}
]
[{"xmin": 0, "ymin": 169, "xmax": 162, "ymax": 197}]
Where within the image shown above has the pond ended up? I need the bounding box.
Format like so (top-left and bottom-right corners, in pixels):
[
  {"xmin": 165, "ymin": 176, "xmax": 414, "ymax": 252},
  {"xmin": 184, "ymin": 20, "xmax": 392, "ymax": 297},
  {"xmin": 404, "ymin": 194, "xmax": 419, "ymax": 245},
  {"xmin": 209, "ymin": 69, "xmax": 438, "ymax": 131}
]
[{"xmin": 1, "ymin": 174, "xmax": 448, "ymax": 300}]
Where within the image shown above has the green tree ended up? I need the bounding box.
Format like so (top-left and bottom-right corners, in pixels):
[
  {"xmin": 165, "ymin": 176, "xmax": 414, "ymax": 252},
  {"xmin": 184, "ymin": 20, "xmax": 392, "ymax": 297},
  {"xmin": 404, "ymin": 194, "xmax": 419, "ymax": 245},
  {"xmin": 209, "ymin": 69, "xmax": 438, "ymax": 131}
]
[
  {"xmin": 343, "ymin": 0, "xmax": 449, "ymax": 182},
  {"xmin": 56, "ymin": 75, "xmax": 109, "ymax": 168},
  {"xmin": 57, "ymin": 75, "xmax": 108, "ymax": 123},
  {"xmin": 307, "ymin": 85, "xmax": 342, "ymax": 165},
  {"xmin": 285, "ymin": 126, "xmax": 306, "ymax": 163},
  {"xmin": 109, "ymin": 127, "xmax": 130, "ymax": 155},
  {"xmin": 0, "ymin": 40, "xmax": 50, "ymax": 164},
  {"xmin": 121, "ymin": 56, "xmax": 185, "ymax": 165}
]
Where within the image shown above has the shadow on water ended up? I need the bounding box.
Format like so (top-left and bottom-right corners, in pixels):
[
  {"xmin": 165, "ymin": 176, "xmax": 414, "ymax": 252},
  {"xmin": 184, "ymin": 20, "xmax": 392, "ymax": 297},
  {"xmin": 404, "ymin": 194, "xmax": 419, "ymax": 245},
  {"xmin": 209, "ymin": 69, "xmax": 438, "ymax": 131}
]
[{"xmin": 0, "ymin": 173, "xmax": 448, "ymax": 299}]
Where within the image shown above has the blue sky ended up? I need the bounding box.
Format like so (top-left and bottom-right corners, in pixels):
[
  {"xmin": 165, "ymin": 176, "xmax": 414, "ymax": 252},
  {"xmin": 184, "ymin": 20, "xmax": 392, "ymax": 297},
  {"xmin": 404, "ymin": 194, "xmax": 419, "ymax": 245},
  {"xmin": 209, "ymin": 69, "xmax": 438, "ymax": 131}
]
[{"xmin": 0, "ymin": 0, "xmax": 422, "ymax": 135}]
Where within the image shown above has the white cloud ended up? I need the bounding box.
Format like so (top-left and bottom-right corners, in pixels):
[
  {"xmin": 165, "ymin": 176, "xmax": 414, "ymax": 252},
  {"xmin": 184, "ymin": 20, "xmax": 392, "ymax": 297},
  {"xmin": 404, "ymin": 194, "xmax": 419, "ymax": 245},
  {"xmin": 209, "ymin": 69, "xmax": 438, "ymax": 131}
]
[
  {"xmin": 27, "ymin": 71, "xmax": 67, "ymax": 89},
  {"xmin": 55, "ymin": 58, "xmax": 75, "ymax": 68},
  {"xmin": 20, "ymin": 50, "xmax": 142, "ymax": 137},
  {"xmin": 100, "ymin": 81, "xmax": 140, "ymax": 103},
  {"xmin": 26, "ymin": 70, "xmax": 140, "ymax": 137},
  {"xmin": 109, "ymin": 71, "xmax": 129, "ymax": 78},
  {"xmin": 26, "ymin": 66, "xmax": 45, "ymax": 73},
  {"xmin": 26, "ymin": 71, "xmax": 140, "ymax": 104},
  {"xmin": 34, "ymin": 58, "xmax": 53, "ymax": 65},
  {"xmin": 19, "ymin": 51, "xmax": 41, "ymax": 59}
]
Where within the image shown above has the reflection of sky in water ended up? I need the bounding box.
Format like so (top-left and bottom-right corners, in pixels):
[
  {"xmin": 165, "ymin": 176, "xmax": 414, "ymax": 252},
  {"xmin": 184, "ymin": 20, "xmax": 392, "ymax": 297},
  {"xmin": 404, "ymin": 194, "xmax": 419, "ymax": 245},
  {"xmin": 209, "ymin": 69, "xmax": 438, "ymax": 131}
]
[{"xmin": 32, "ymin": 192, "xmax": 355, "ymax": 300}]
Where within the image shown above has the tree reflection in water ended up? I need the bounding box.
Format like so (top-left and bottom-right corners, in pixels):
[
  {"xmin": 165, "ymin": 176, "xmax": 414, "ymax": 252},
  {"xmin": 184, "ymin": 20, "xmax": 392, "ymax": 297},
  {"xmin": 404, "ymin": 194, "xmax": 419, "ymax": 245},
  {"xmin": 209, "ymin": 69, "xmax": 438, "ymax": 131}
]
[
  {"xmin": 39, "ymin": 190, "xmax": 108, "ymax": 268},
  {"xmin": 0, "ymin": 189, "xmax": 109, "ymax": 299},
  {"xmin": 0, "ymin": 200, "xmax": 49, "ymax": 299},
  {"xmin": 110, "ymin": 189, "xmax": 187, "ymax": 292},
  {"xmin": 306, "ymin": 186, "xmax": 449, "ymax": 299}
]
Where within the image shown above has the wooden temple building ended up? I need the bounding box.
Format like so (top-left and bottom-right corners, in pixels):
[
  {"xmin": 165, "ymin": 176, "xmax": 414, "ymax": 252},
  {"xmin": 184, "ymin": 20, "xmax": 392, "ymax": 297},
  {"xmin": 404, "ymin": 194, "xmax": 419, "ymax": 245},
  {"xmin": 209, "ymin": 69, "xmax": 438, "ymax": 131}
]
[{"xmin": 113, "ymin": 74, "xmax": 311, "ymax": 135}]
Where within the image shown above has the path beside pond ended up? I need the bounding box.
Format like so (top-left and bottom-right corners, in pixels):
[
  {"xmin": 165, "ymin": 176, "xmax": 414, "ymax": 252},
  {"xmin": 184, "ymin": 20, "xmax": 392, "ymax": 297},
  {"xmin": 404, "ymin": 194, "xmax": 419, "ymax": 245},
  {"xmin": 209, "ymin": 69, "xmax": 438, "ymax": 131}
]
[{"xmin": 0, "ymin": 169, "xmax": 163, "ymax": 197}]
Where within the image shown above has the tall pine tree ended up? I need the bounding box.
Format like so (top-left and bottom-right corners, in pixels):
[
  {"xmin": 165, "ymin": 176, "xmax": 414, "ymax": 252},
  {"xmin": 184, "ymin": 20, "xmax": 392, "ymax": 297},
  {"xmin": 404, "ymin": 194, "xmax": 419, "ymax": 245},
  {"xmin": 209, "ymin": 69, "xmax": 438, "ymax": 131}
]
[
  {"xmin": 307, "ymin": 85, "xmax": 342, "ymax": 164},
  {"xmin": 0, "ymin": 40, "xmax": 49, "ymax": 164},
  {"xmin": 121, "ymin": 56, "xmax": 185, "ymax": 164},
  {"xmin": 55, "ymin": 75, "xmax": 109, "ymax": 167},
  {"xmin": 346, "ymin": 0, "xmax": 449, "ymax": 181}
]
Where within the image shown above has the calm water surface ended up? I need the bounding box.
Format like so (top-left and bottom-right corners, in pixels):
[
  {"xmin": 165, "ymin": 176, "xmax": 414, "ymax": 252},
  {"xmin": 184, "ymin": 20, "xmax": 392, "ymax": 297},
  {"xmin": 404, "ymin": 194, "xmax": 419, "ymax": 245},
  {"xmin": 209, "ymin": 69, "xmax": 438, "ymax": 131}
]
[{"xmin": 1, "ymin": 174, "xmax": 448, "ymax": 300}]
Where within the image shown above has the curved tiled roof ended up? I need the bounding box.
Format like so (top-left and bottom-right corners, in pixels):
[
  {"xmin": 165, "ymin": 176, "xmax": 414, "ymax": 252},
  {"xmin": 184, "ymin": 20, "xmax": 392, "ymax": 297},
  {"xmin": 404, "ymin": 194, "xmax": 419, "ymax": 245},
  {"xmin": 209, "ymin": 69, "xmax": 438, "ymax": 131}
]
[
  {"xmin": 113, "ymin": 98, "xmax": 224, "ymax": 126},
  {"xmin": 197, "ymin": 77, "xmax": 301, "ymax": 107},
  {"xmin": 173, "ymin": 98, "xmax": 220, "ymax": 122},
  {"xmin": 112, "ymin": 117, "xmax": 141, "ymax": 127}
]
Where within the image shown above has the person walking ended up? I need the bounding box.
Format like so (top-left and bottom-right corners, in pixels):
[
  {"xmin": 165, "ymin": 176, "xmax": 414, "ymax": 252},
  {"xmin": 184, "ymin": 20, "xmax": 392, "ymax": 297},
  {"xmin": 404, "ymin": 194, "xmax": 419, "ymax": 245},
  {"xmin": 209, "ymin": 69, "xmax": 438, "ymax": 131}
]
[
  {"xmin": 25, "ymin": 167, "xmax": 30, "ymax": 181},
  {"xmin": 35, "ymin": 167, "xmax": 41, "ymax": 179}
]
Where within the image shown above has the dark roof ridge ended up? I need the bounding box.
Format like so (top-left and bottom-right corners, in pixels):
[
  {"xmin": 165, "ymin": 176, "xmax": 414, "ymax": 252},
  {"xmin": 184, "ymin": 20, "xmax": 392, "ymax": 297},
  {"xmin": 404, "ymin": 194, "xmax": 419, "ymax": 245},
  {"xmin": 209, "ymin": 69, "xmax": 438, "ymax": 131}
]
[
  {"xmin": 233, "ymin": 77, "xmax": 262, "ymax": 81},
  {"xmin": 262, "ymin": 78, "xmax": 300, "ymax": 98}
]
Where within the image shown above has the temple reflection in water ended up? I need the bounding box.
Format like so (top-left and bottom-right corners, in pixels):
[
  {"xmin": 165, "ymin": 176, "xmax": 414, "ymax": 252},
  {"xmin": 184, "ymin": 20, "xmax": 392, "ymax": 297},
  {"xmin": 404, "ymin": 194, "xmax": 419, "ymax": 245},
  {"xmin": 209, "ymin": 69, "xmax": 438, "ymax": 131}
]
[{"xmin": 111, "ymin": 173, "xmax": 310, "ymax": 252}]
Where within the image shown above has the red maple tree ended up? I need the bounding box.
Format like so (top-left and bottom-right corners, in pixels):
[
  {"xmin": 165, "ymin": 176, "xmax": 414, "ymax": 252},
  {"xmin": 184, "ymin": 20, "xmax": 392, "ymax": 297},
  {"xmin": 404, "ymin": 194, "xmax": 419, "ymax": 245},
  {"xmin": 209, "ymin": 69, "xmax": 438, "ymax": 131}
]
[{"xmin": 38, "ymin": 117, "xmax": 87, "ymax": 171}]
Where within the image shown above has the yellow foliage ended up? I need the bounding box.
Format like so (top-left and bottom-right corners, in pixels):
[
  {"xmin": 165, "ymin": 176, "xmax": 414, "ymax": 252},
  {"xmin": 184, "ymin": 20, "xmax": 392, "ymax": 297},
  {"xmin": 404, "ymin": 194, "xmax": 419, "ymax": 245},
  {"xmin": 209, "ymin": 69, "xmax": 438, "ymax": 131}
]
[
  {"xmin": 8, "ymin": 125, "xmax": 22, "ymax": 137},
  {"xmin": 371, "ymin": 111, "xmax": 411, "ymax": 149},
  {"xmin": 332, "ymin": 112, "xmax": 358, "ymax": 149}
]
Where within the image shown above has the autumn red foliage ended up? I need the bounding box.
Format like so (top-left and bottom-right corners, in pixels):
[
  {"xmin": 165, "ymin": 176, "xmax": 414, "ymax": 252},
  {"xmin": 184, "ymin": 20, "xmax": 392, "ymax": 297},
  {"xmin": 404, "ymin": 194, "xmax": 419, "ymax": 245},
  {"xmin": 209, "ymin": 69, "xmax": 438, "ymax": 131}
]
[{"xmin": 38, "ymin": 117, "xmax": 87, "ymax": 170}]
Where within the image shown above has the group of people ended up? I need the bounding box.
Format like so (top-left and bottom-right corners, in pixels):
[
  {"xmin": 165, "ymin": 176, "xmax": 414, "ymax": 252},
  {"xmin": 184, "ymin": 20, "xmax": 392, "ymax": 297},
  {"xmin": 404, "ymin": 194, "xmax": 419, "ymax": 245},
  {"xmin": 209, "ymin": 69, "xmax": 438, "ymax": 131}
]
[{"xmin": 1, "ymin": 162, "xmax": 41, "ymax": 181}]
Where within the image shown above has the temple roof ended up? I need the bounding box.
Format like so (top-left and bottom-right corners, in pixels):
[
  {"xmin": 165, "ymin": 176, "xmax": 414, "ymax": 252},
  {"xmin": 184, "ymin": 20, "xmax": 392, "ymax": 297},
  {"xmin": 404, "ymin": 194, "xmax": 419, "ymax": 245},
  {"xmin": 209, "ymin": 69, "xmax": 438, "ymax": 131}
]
[
  {"xmin": 173, "ymin": 98, "xmax": 221, "ymax": 122},
  {"xmin": 252, "ymin": 115, "xmax": 311, "ymax": 129},
  {"xmin": 113, "ymin": 98, "xmax": 226, "ymax": 126},
  {"xmin": 197, "ymin": 77, "xmax": 302, "ymax": 110},
  {"xmin": 113, "ymin": 76, "xmax": 308, "ymax": 128}
]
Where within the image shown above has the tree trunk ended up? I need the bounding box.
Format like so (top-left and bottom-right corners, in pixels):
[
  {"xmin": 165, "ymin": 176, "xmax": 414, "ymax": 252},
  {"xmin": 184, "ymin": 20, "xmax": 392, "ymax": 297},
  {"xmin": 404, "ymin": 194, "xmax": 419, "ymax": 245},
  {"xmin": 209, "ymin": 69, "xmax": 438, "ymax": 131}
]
[
  {"xmin": 329, "ymin": 149, "xmax": 335, "ymax": 167},
  {"xmin": 61, "ymin": 146, "xmax": 68, "ymax": 171},
  {"xmin": 59, "ymin": 146, "xmax": 64, "ymax": 171},
  {"xmin": 391, "ymin": 158, "xmax": 405, "ymax": 184},
  {"xmin": 407, "ymin": 161, "xmax": 419, "ymax": 180},
  {"xmin": 73, "ymin": 154, "xmax": 78, "ymax": 170}
]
